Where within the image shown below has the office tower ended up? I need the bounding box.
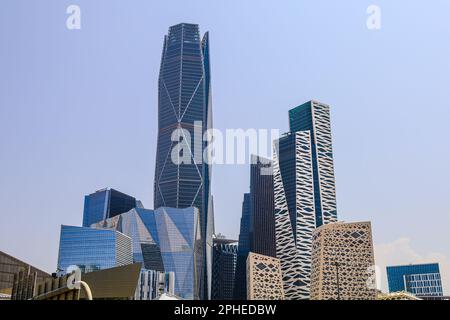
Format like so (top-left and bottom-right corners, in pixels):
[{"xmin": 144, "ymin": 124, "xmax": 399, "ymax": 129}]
[
  {"xmin": 234, "ymin": 193, "xmax": 251, "ymax": 300},
  {"xmin": 386, "ymin": 263, "xmax": 443, "ymax": 298},
  {"xmin": 57, "ymin": 225, "xmax": 133, "ymax": 274},
  {"xmin": 288, "ymin": 100, "xmax": 337, "ymax": 226},
  {"xmin": 0, "ymin": 251, "xmax": 50, "ymax": 293},
  {"xmin": 93, "ymin": 207, "xmax": 203, "ymax": 300},
  {"xmin": 233, "ymin": 156, "xmax": 277, "ymax": 300},
  {"xmin": 82, "ymin": 188, "xmax": 138, "ymax": 227},
  {"xmin": 154, "ymin": 22, "xmax": 213, "ymax": 300},
  {"xmin": 135, "ymin": 270, "xmax": 175, "ymax": 300},
  {"xmin": 211, "ymin": 237, "xmax": 238, "ymax": 300},
  {"xmin": 10, "ymin": 268, "xmax": 39, "ymax": 300},
  {"xmin": 273, "ymin": 131, "xmax": 316, "ymax": 299},
  {"xmin": 246, "ymin": 252, "xmax": 285, "ymax": 300},
  {"xmin": 310, "ymin": 221, "xmax": 376, "ymax": 300},
  {"xmin": 272, "ymin": 100, "xmax": 338, "ymax": 299},
  {"xmin": 92, "ymin": 208, "xmax": 165, "ymax": 271}
]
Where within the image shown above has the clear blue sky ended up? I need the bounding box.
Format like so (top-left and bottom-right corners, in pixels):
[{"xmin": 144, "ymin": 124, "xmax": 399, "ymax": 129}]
[{"xmin": 1, "ymin": 0, "xmax": 449, "ymax": 289}]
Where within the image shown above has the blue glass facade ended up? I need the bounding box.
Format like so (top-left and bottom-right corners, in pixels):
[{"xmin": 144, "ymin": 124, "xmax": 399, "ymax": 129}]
[
  {"xmin": 387, "ymin": 263, "xmax": 443, "ymax": 297},
  {"xmin": 277, "ymin": 134, "xmax": 300, "ymax": 236},
  {"xmin": 250, "ymin": 156, "xmax": 276, "ymax": 257},
  {"xmin": 93, "ymin": 207, "xmax": 202, "ymax": 300},
  {"xmin": 212, "ymin": 239, "xmax": 238, "ymax": 300},
  {"xmin": 234, "ymin": 193, "xmax": 251, "ymax": 300},
  {"xmin": 154, "ymin": 23, "xmax": 213, "ymax": 300},
  {"xmin": 57, "ymin": 225, "xmax": 133, "ymax": 274},
  {"xmin": 82, "ymin": 188, "xmax": 137, "ymax": 227},
  {"xmin": 92, "ymin": 208, "xmax": 164, "ymax": 271}
]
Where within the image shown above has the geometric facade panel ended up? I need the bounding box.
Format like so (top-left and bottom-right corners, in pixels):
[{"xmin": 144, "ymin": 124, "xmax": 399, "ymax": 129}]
[
  {"xmin": 246, "ymin": 252, "xmax": 285, "ymax": 300},
  {"xmin": 289, "ymin": 100, "xmax": 338, "ymax": 226},
  {"xmin": 211, "ymin": 239, "xmax": 238, "ymax": 300},
  {"xmin": 310, "ymin": 221, "xmax": 376, "ymax": 300},
  {"xmin": 273, "ymin": 131, "xmax": 316, "ymax": 300},
  {"xmin": 92, "ymin": 206, "xmax": 202, "ymax": 300}
]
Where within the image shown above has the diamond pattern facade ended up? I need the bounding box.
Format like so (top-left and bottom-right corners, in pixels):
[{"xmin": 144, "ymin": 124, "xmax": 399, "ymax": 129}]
[
  {"xmin": 246, "ymin": 252, "xmax": 285, "ymax": 300},
  {"xmin": 289, "ymin": 100, "xmax": 338, "ymax": 226},
  {"xmin": 272, "ymin": 101, "xmax": 338, "ymax": 300},
  {"xmin": 310, "ymin": 221, "xmax": 376, "ymax": 300}
]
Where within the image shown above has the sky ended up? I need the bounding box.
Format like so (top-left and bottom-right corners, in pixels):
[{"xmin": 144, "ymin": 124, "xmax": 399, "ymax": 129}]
[{"xmin": 1, "ymin": 0, "xmax": 449, "ymax": 293}]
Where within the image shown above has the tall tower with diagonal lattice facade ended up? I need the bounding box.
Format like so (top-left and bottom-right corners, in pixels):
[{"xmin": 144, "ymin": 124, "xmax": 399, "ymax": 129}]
[
  {"xmin": 288, "ymin": 100, "xmax": 337, "ymax": 226},
  {"xmin": 154, "ymin": 23, "xmax": 213, "ymax": 300},
  {"xmin": 273, "ymin": 100, "xmax": 338, "ymax": 300}
]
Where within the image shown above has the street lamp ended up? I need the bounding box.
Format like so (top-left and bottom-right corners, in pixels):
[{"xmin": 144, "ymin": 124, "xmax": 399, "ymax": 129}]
[{"xmin": 334, "ymin": 261, "xmax": 341, "ymax": 300}]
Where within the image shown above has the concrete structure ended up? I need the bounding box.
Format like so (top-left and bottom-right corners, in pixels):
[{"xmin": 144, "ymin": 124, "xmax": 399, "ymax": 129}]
[
  {"xmin": 246, "ymin": 252, "xmax": 285, "ymax": 300},
  {"xmin": 12, "ymin": 263, "xmax": 142, "ymax": 300},
  {"xmin": 154, "ymin": 23, "xmax": 214, "ymax": 300},
  {"xmin": 310, "ymin": 221, "xmax": 376, "ymax": 300}
]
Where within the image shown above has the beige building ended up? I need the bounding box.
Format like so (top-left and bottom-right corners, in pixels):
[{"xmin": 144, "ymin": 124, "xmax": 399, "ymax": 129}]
[
  {"xmin": 310, "ymin": 221, "xmax": 377, "ymax": 300},
  {"xmin": 246, "ymin": 252, "xmax": 285, "ymax": 300},
  {"xmin": 11, "ymin": 263, "xmax": 142, "ymax": 300},
  {"xmin": 0, "ymin": 251, "xmax": 50, "ymax": 293}
]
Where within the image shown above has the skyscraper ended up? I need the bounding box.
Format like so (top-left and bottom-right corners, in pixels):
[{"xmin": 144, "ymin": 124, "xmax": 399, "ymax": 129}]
[
  {"xmin": 234, "ymin": 193, "xmax": 251, "ymax": 300},
  {"xmin": 93, "ymin": 207, "xmax": 203, "ymax": 300},
  {"xmin": 310, "ymin": 221, "xmax": 376, "ymax": 300},
  {"xmin": 386, "ymin": 263, "xmax": 443, "ymax": 298},
  {"xmin": 211, "ymin": 237, "xmax": 238, "ymax": 300},
  {"xmin": 273, "ymin": 100, "xmax": 338, "ymax": 299},
  {"xmin": 0, "ymin": 251, "xmax": 50, "ymax": 293},
  {"xmin": 154, "ymin": 23, "xmax": 213, "ymax": 300},
  {"xmin": 249, "ymin": 155, "xmax": 276, "ymax": 257},
  {"xmin": 288, "ymin": 100, "xmax": 337, "ymax": 226},
  {"xmin": 82, "ymin": 188, "xmax": 138, "ymax": 227},
  {"xmin": 57, "ymin": 225, "xmax": 133, "ymax": 274}
]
